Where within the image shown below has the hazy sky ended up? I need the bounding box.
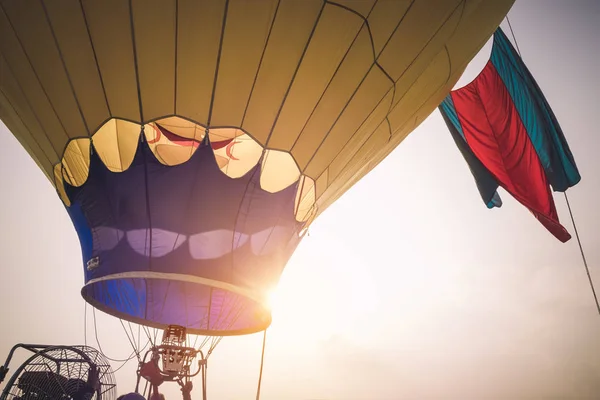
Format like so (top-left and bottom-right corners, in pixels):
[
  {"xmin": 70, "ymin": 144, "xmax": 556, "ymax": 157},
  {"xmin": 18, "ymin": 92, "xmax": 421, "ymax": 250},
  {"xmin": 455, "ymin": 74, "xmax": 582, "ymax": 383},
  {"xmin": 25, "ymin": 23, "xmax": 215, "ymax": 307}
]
[{"xmin": 1, "ymin": 1, "xmax": 599, "ymax": 399}]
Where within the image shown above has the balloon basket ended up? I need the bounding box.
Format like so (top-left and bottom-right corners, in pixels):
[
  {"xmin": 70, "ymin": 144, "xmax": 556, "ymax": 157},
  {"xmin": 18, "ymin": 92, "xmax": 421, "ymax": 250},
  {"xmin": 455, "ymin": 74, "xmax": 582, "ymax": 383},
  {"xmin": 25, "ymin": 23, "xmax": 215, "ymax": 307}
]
[{"xmin": 135, "ymin": 325, "xmax": 206, "ymax": 400}]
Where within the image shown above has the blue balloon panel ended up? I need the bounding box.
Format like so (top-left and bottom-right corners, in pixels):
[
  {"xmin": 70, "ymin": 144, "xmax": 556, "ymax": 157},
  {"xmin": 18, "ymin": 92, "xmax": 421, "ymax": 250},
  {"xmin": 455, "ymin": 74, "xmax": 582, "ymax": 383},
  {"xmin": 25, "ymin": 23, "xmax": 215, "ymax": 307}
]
[{"xmin": 64, "ymin": 136, "xmax": 304, "ymax": 335}]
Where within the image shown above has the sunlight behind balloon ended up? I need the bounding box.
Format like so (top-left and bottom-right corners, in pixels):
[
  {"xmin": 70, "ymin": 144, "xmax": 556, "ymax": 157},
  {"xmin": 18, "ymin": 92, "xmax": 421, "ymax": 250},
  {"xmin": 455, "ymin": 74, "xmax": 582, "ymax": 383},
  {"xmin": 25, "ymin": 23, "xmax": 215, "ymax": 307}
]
[
  {"xmin": 267, "ymin": 233, "xmax": 381, "ymax": 344},
  {"xmin": 265, "ymin": 287, "xmax": 279, "ymax": 312}
]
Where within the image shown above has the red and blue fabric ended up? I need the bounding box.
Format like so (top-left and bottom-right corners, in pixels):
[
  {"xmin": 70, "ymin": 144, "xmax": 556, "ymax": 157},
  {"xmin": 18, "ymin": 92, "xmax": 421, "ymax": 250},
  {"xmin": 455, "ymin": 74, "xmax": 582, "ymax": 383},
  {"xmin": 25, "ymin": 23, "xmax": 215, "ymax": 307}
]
[{"xmin": 439, "ymin": 28, "xmax": 580, "ymax": 242}]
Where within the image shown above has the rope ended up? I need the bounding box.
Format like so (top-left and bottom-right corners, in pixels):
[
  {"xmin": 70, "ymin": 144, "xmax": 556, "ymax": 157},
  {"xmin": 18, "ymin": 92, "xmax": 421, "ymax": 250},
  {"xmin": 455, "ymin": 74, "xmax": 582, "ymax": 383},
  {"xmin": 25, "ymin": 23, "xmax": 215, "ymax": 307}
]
[
  {"xmin": 92, "ymin": 308, "xmax": 138, "ymax": 363},
  {"xmin": 255, "ymin": 329, "xmax": 268, "ymax": 400},
  {"xmin": 505, "ymin": 16, "xmax": 599, "ymax": 316},
  {"xmin": 202, "ymin": 361, "xmax": 207, "ymax": 400},
  {"xmin": 564, "ymin": 193, "xmax": 600, "ymax": 315},
  {"xmin": 505, "ymin": 17, "xmax": 522, "ymax": 56}
]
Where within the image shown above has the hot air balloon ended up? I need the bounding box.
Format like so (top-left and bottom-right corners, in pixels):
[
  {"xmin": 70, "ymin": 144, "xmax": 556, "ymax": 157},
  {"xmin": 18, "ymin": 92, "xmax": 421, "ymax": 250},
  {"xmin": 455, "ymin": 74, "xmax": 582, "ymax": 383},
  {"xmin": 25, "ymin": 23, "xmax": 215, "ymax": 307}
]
[{"xmin": 0, "ymin": 0, "xmax": 515, "ymax": 397}]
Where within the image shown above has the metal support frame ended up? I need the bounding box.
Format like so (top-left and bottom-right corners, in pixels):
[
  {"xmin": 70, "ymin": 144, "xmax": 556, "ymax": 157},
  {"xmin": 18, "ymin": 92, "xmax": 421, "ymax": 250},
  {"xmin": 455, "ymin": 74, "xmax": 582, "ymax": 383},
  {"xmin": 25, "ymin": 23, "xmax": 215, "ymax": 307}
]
[{"xmin": 135, "ymin": 326, "xmax": 207, "ymax": 400}]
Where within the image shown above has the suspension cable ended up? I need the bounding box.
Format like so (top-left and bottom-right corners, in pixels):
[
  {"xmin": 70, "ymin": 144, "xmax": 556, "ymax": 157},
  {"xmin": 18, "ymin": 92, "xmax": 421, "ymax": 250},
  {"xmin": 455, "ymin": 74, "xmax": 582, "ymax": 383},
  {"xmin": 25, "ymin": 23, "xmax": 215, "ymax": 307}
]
[
  {"xmin": 255, "ymin": 329, "xmax": 268, "ymax": 400},
  {"xmin": 563, "ymin": 193, "xmax": 600, "ymax": 315}
]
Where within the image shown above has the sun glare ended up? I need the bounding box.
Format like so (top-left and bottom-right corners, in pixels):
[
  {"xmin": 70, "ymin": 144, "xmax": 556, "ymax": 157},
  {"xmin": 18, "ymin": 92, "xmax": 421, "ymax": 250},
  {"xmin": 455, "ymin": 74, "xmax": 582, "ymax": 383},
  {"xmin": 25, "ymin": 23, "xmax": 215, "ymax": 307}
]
[
  {"xmin": 265, "ymin": 287, "xmax": 279, "ymax": 311},
  {"xmin": 264, "ymin": 236, "xmax": 381, "ymax": 345}
]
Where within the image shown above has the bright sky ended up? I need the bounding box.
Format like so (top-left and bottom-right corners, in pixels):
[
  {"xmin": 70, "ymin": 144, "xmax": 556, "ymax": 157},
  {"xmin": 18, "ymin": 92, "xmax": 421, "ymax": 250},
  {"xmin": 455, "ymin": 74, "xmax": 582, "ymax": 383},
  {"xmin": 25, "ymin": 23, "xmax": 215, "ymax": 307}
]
[{"xmin": 1, "ymin": 1, "xmax": 599, "ymax": 399}]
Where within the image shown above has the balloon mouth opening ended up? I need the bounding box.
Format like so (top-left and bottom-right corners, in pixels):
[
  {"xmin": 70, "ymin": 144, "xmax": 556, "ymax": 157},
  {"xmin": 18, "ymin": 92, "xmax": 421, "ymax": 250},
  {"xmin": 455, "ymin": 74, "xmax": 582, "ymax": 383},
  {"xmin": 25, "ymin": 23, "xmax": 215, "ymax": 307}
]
[{"xmin": 81, "ymin": 274, "xmax": 272, "ymax": 337}]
